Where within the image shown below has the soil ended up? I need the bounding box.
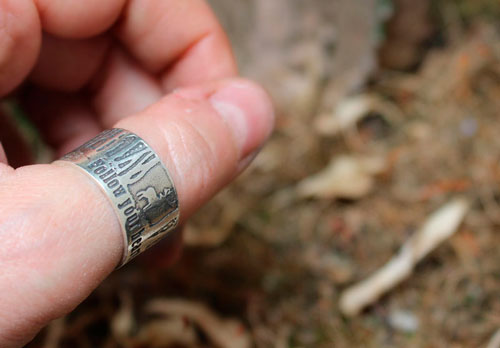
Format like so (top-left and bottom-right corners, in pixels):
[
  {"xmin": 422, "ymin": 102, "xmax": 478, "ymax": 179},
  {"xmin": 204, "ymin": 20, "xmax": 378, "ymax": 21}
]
[{"xmin": 27, "ymin": 1, "xmax": 500, "ymax": 347}]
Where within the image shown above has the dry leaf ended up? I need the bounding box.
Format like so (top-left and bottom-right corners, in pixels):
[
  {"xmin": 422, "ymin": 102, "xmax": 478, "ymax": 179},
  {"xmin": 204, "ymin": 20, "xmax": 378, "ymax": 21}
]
[
  {"xmin": 314, "ymin": 94, "xmax": 403, "ymax": 136},
  {"xmin": 297, "ymin": 155, "xmax": 386, "ymax": 199},
  {"xmin": 111, "ymin": 292, "xmax": 134, "ymax": 344},
  {"xmin": 315, "ymin": 94, "xmax": 374, "ymax": 135},
  {"xmin": 136, "ymin": 318, "xmax": 198, "ymax": 348},
  {"xmin": 146, "ymin": 299, "xmax": 251, "ymax": 348}
]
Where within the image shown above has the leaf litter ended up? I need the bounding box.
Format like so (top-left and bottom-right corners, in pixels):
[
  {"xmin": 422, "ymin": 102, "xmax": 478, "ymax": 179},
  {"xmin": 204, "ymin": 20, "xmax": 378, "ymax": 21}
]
[{"xmin": 28, "ymin": 1, "xmax": 500, "ymax": 347}]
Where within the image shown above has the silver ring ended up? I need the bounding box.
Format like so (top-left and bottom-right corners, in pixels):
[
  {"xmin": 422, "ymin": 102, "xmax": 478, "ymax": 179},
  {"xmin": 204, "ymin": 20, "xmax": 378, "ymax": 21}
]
[{"xmin": 56, "ymin": 128, "xmax": 180, "ymax": 267}]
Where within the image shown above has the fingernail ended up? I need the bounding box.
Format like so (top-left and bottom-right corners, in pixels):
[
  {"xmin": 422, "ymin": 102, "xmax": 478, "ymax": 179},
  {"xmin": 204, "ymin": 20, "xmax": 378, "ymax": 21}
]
[{"xmin": 209, "ymin": 81, "xmax": 274, "ymax": 159}]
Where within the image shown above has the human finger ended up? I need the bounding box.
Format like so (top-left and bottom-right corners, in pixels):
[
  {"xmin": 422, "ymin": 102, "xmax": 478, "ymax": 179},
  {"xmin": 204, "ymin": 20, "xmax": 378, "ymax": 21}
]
[
  {"xmin": 29, "ymin": 33, "xmax": 110, "ymax": 92},
  {"xmin": 116, "ymin": 0, "xmax": 237, "ymax": 89},
  {"xmin": 92, "ymin": 48, "xmax": 163, "ymax": 127},
  {"xmin": 0, "ymin": 78, "xmax": 273, "ymax": 347},
  {"xmin": 93, "ymin": 0, "xmax": 237, "ymax": 128},
  {"xmin": 33, "ymin": 0, "xmax": 126, "ymax": 39},
  {"xmin": 0, "ymin": 0, "xmax": 41, "ymax": 96}
]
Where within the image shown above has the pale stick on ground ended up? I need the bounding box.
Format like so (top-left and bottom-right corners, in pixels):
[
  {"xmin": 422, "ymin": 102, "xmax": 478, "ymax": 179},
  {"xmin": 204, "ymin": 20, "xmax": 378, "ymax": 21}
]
[
  {"xmin": 339, "ymin": 198, "xmax": 470, "ymax": 316},
  {"xmin": 487, "ymin": 329, "xmax": 500, "ymax": 348}
]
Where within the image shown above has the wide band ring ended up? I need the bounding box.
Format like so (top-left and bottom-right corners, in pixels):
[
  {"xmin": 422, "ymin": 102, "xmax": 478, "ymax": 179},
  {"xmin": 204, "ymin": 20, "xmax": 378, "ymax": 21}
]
[{"xmin": 56, "ymin": 128, "xmax": 180, "ymax": 267}]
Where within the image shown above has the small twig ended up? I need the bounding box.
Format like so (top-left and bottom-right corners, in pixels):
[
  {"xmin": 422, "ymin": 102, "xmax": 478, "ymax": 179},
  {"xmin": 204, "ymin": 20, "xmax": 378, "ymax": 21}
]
[
  {"xmin": 339, "ymin": 198, "xmax": 469, "ymax": 316},
  {"xmin": 44, "ymin": 317, "xmax": 65, "ymax": 348},
  {"xmin": 487, "ymin": 329, "xmax": 500, "ymax": 348},
  {"xmin": 146, "ymin": 299, "xmax": 250, "ymax": 348}
]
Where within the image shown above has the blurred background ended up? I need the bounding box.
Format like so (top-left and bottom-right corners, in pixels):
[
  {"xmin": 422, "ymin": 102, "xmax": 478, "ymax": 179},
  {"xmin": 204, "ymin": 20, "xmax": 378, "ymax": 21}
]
[{"xmin": 28, "ymin": 0, "xmax": 500, "ymax": 347}]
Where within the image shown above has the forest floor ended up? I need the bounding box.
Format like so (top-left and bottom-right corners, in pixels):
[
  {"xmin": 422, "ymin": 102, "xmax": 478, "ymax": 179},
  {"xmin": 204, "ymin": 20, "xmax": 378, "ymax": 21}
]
[{"xmin": 28, "ymin": 0, "xmax": 500, "ymax": 347}]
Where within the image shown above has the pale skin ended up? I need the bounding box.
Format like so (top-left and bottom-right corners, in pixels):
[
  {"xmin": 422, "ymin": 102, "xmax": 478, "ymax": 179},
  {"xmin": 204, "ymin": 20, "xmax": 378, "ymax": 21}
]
[{"xmin": 0, "ymin": 0, "xmax": 275, "ymax": 346}]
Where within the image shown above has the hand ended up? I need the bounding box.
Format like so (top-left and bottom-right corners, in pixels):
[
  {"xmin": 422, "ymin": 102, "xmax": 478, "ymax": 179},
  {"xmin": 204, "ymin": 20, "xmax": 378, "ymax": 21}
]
[{"xmin": 0, "ymin": 0, "xmax": 274, "ymax": 346}]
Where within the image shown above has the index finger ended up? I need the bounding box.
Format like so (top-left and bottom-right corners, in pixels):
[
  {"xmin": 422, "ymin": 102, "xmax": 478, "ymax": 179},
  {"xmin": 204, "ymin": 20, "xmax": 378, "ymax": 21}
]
[
  {"xmin": 115, "ymin": 0, "xmax": 237, "ymax": 90},
  {"xmin": 91, "ymin": 0, "xmax": 237, "ymax": 125},
  {"xmin": 30, "ymin": 0, "xmax": 236, "ymax": 93}
]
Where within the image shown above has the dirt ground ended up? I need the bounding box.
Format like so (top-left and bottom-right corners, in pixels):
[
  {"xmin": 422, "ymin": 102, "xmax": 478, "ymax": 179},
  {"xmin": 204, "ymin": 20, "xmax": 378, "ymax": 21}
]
[{"xmin": 28, "ymin": 1, "xmax": 500, "ymax": 347}]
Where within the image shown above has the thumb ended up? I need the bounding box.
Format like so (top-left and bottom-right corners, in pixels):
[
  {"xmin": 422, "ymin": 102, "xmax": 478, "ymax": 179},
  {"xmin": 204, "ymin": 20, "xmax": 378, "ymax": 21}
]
[{"xmin": 0, "ymin": 78, "xmax": 274, "ymax": 347}]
